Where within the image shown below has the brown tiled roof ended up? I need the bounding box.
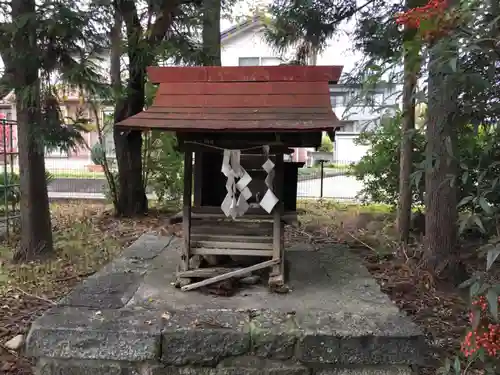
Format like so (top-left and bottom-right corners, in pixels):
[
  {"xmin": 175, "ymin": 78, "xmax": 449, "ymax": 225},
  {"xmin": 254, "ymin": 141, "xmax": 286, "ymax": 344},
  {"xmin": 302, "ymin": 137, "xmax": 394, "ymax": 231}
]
[{"xmin": 116, "ymin": 65, "xmax": 343, "ymax": 132}]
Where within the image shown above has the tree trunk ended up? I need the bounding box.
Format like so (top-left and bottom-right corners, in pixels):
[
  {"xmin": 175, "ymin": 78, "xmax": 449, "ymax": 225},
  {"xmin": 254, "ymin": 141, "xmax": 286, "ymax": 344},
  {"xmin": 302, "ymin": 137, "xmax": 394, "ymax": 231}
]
[
  {"xmin": 113, "ymin": 66, "xmax": 147, "ymax": 216},
  {"xmin": 202, "ymin": 0, "xmax": 221, "ymax": 65},
  {"xmin": 424, "ymin": 36, "xmax": 459, "ymax": 279},
  {"xmin": 113, "ymin": 0, "xmax": 147, "ymax": 216},
  {"xmin": 11, "ymin": 0, "xmax": 53, "ymax": 261},
  {"xmin": 397, "ymin": 1, "xmax": 422, "ymax": 243}
]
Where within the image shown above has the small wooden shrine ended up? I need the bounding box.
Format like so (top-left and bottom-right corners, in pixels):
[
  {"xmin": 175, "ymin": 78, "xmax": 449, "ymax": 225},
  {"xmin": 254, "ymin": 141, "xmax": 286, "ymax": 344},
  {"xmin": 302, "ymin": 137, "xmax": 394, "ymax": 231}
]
[{"xmin": 116, "ymin": 65, "xmax": 342, "ymax": 292}]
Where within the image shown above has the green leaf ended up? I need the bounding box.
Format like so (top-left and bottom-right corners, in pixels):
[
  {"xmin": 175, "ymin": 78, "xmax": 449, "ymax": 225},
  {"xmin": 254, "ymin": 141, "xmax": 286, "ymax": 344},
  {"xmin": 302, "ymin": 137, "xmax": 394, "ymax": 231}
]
[
  {"xmin": 452, "ymin": 356, "xmax": 460, "ymax": 375},
  {"xmin": 449, "ymin": 57, "xmax": 457, "ymax": 72},
  {"xmin": 487, "ymin": 247, "xmax": 500, "ymax": 271},
  {"xmin": 461, "ymin": 171, "xmax": 469, "ymax": 184},
  {"xmin": 458, "ymin": 214, "xmax": 470, "ymax": 235},
  {"xmin": 444, "ymin": 136, "xmax": 453, "ymax": 158},
  {"xmin": 437, "ymin": 358, "xmax": 451, "ymax": 375},
  {"xmin": 479, "ymin": 197, "xmax": 492, "ymax": 214},
  {"xmin": 486, "ymin": 288, "xmax": 498, "ymax": 321},
  {"xmin": 457, "ymin": 195, "xmax": 474, "ymax": 208},
  {"xmin": 470, "ymin": 282, "xmax": 481, "ymax": 298},
  {"xmin": 471, "ymin": 308, "xmax": 481, "ymax": 329},
  {"xmin": 472, "ymin": 215, "xmax": 485, "ymax": 233},
  {"xmin": 458, "ymin": 276, "xmax": 478, "ymax": 289}
]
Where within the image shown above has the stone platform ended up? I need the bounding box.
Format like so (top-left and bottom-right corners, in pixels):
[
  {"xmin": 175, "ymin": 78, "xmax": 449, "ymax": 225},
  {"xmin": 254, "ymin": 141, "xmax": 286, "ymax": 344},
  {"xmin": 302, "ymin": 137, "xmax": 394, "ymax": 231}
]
[{"xmin": 25, "ymin": 234, "xmax": 425, "ymax": 375}]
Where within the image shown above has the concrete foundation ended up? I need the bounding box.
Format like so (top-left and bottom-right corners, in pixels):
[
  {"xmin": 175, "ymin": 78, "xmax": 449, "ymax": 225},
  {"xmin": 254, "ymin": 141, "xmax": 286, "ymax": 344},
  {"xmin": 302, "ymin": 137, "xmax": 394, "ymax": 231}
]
[{"xmin": 26, "ymin": 234, "xmax": 425, "ymax": 374}]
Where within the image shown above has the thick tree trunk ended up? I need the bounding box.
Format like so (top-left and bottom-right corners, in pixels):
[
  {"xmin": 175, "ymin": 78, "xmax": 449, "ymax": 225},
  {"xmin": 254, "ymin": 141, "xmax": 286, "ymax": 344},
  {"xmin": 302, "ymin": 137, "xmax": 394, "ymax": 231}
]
[
  {"xmin": 424, "ymin": 38, "xmax": 459, "ymax": 278},
  {"xmin": 11, "ymin": 0, "xmax": 53, "ymax": 261},
  {"xmin": 202, "ymin": 0, "xmax": 221, "ymax": 65},
  {"xmin": 113, "ymin": 0, "xmax": 148, "ymax": 216},
  {"xmin": 113, "ymin": 66, "xmax": 147, "ymax": 215},
  {"xmin": 397, "ymin": 5, "xmax": 421, "ymax": 243}
]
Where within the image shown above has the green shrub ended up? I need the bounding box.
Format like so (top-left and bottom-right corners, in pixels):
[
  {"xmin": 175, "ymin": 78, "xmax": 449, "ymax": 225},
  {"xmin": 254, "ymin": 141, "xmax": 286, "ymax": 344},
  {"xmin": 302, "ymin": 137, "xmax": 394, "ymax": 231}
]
[
  {"xmin": 351, "ymin": 113, "xmax": 500, "ymax": 212},
  {"xmin": 0, "ymin": 171, "xmax": 54, "ymax": 207},
  {"xmin": 318, "ymin": 133, "xmax": 333, "ymax": 153},
  {"xmin": 145, "ymin": 131, "xmax": 184, "ymax": 205}
]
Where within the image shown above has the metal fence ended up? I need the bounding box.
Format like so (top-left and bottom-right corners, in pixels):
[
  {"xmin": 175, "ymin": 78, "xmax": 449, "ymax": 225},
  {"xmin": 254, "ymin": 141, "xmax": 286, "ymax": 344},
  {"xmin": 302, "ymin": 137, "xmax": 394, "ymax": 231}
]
[
  {"xmin": 296, "ymin": 160, "xmax": 361, "ymax": 200},
  {"xmin": 0, "ymin": 119, "xmax": 20, "ymax": 238},
  {"xmin": 2, "ymin": 157, "xmax": 363, "ymax": 204}
]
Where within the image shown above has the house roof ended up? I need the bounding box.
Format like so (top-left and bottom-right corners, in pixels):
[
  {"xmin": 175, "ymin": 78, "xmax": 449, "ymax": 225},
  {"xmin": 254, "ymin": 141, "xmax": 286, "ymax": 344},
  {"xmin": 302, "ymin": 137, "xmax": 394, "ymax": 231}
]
[
  {"xmin": 115, "ymin": 65, "xmax": 343, "ymax": 132},
  {"xmin": 220, "ymin": 15, "xmax": 266, "ymax": 42}
]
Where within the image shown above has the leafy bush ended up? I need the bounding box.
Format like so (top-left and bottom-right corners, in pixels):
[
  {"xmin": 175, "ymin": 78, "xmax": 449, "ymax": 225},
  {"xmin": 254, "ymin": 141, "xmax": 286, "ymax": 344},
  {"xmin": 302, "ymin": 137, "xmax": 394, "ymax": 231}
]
[
  {"xmin": 144, "ymin": 131, "xmax": 184, "ymax": 205},
  {"xmin": 90, "ymin": 142, "xmax": 106, "ymax": 166},
  {"xmin": 0, "ymin": 171, "xmax": 54, "ymax": 207},
  {"xmin": 318, "ymin": 133, "xmax": 333, "ymax": 153},
  {"xmin": 351, "ymin": 113, "xmax": 426, "ymax": 205},
  {"xmin": 351, "ymin": 114, "xmax": 500, "ymax": 214}
]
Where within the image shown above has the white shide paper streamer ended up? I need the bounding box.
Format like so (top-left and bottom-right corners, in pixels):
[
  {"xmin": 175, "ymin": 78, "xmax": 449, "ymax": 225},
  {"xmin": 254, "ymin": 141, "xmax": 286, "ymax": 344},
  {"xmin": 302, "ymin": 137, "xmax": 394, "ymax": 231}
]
[
  {"xmin": 259, "ymin": 146, "xmax": 279, "ymax": 214},
  {"xmin": 220, "ymin": 149, "xmax": 252, "ymax": 219}
]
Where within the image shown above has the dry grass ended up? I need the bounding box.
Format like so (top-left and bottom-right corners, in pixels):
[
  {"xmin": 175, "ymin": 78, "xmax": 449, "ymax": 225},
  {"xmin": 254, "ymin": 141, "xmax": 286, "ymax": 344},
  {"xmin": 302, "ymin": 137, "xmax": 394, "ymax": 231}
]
[
  {"xmin": 0, "ymin": 201, "xmax": 178, "ymax": 374},
  {"xmin": 0, "ymin": 199, "xmax": 492, "ymax": 375},
  {"xmin": 294, "ymin": 199, "xmax": 399, "ymax": 255}
]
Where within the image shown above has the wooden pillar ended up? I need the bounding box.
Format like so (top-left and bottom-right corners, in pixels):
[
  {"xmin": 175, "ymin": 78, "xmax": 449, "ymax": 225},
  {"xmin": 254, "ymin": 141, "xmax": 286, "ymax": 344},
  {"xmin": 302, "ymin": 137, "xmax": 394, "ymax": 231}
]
[
  {"xmin": 182, "ymin": 150, "xmax": 193, "ymax": 271},
  {"xmin": 269, "ymin": 153, "xmax": 285, "ymax": 288},
  {"xmin": 193, "ymin": 151, "xmax": 203, "ymax": 207}
]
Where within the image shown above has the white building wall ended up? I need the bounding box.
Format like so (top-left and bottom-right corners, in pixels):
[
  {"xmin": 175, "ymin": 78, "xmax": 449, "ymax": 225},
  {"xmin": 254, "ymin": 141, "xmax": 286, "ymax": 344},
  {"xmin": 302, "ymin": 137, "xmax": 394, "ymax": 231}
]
[
  {"xmin": 334, "ymin": 134, "xmax": 370, "ymax": 163},
  {"xmin": 221, "ymin": 25, "xmax": 283, "ymax": 66}
]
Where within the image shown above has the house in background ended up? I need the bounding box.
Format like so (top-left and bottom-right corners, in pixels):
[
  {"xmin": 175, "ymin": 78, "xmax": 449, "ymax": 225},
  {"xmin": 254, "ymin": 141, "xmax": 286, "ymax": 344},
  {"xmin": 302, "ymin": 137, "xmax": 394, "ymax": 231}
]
[
  {"xmin": 0, "ymin": 15, "xmax": 401, "ymax": 171},
  {"xmin": 217, "ymin": 16, "xmax": 401, "ymax": 165},
  {"xmin": 0, "ymin": 85, "xmax": 114, "ymax": 172}
]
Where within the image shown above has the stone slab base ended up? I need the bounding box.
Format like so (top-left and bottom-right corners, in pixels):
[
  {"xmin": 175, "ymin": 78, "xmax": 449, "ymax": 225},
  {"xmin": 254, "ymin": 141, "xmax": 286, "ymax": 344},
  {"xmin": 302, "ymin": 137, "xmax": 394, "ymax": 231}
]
[
  {"xmin": 26, "ymin": 234, "xmax": 425, "ymax": 375},
  {"xmin": 36, "ymin": 358, "xmax": 414, "ymax": 375}
]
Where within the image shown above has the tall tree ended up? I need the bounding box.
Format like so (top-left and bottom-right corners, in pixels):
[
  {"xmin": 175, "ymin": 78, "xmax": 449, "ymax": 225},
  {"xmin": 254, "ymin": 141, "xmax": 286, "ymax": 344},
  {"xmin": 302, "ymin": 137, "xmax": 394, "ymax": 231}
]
[
  {"xmin": 424, "ymin": 0, "xmax": 460, "ymax": 278},
  {"xmin": 113, "ymin": 0, "xmax": 203, "ymax": 216},
  {"xmin": 10, "ymin": 0, "xmax": 53, "ymax": 260},
  {"xmin": 265, "ymin": 0, "xmax": 361, "ymax": 64},
  {"xmin": 1, "ymin": 0, "xmax": 109, "ymax": 260},
  {"xmin": 397, "ymin": 0, "xmax": 423, "ymax": 243},
  {"xmin": 202, "ymin": 0, "xmax": 221, "ymax": 65}
]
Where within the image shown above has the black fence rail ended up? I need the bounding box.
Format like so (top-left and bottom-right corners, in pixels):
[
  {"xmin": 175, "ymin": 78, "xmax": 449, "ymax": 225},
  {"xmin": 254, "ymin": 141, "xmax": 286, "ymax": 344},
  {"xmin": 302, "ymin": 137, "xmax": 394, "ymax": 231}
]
[
  {"xmin": 3, "ymin": 158, "xmax": 364, "ymax": 203},
  {"xmin": 296, "ymin": 160, "xmax": 361, "ymax": 200}
]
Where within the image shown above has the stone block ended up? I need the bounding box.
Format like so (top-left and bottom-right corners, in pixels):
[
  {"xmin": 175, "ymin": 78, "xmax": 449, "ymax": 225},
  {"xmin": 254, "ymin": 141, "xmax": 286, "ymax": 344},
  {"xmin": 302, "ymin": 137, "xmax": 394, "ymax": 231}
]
[
  {"xmin": 314, "ymin": 367, "xmax": 413, "ymax": 375},
  {"xmin": 122, "ymin": 234, "xmax": 172, "ymax": 261},
  {"xmin": 249, "ymin": 310, "xmax": 299, "ymax": 359},
  {"xmin": 161, "ymin": 309, "xmax": 250, "ymax": 366},
  {"xmin": 59, "ymin": 234, "xmax": 171, "ymax": 309},
  {"xmin": 295, "ymin": 310, "xmax": 425, "ymax": 365},
  {"xmin": 26, "ymin": 307, "xmax": 162, "ymax": 361},
  {"xmin": 152, "ymin": 356, "xmax": 309, "ymax": 375},
  {"xmin": 35, "ymin": 359, "xmax": 139, "ymax": 375},
  {"xmin": 59, "ymin": 270, "xmax": 143, "ymax": 308}
]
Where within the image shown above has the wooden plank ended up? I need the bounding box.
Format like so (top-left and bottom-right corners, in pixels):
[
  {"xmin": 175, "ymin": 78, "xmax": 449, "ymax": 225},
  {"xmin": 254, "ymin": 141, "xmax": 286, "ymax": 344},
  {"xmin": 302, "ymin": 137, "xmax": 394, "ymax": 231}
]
[
  {"xmin": 153, "ymin": 94, "xmax": 331, "ymax": 108},
  {"xmin": 193, "ymin": 240, "xmax": 273, "ymax": 250},
  {"xmin": 118, "ymin": 118, "xmax": 335, "ymax": 132},
  {"xmin": 132, "ymin": 111, "xmax": 334, "ymax": 121},
  {"xmin": 271, "ymin": 153, "xmax": 285, "ymax": 285},
  {"xmin": 147, "ymin": 66, "xmax": 343, "ymax": 84},
  {"xmin": 180, "ymin": 142, "xmax": 294, "ymax": 155},
  {"xmin": 191, "ymin": 209, "xmax": 273, "ymax": 220},
  {"xmin": 182, "ymin": 151, "xmax": 193, "ymax": 272},
  {"xmin": 181, "ymin": 259, "xmax": 279, "ymax": 292},
  {"xmin": 191, "ymin": 218, "xmax": 274, "ymax": 229},
  {"xmin": 190, "ymin": 234, "xmax": 272, "ymax": 243},
  {"xmin": 145, "ymin": 107, "xmax": 333, "ymax": 114},
  {"xmin": 193, "ymin": 151, "xmax": 203, "ymax": 208},
  {"xmin": 191, "ymin": 225, "xmax": 272, "ymax": 236},
  {"xmin": 156, "ymin": 82, "xmax": 329, "ymax": 95},
  {"xmin": 177, "ymin": 267, "xmax": 242, "ymax": 278},
  {"xmin": 192, "ymin": 248, "xmax": 273, "ymax": 257}
]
